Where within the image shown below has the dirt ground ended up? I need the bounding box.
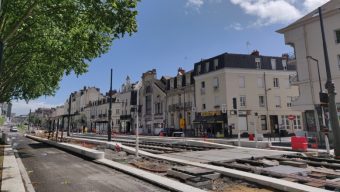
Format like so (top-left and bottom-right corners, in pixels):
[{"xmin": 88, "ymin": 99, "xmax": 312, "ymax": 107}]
[{"xmin": 211, "ymin": 177, "xmax": 275, "ymax": 192}]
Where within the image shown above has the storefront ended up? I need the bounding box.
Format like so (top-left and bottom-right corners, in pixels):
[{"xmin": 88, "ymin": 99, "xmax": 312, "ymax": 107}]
[{"xmin": 193, "ymin": 111, "xmax": 228, "ymax": 138}]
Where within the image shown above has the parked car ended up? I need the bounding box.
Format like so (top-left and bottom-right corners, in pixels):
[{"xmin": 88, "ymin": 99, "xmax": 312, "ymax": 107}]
[
  {"xmin": 172, "ymin": 131, "xmax": 185, "ymax": 137},
  {"xmin": 10, "ymin": 126, "xmax": 18, "ymax": 132}
]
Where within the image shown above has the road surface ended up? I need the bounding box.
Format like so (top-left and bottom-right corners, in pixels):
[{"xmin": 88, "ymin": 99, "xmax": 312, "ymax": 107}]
[{"xmin": 9, "ymin": 132, "xmax": 167, "ymax": 192}]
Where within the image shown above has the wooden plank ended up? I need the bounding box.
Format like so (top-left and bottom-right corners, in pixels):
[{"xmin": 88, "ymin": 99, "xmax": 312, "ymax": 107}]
[{"xmin": 280, "ymin": 161, "xmax": 307, "ymax": 168}]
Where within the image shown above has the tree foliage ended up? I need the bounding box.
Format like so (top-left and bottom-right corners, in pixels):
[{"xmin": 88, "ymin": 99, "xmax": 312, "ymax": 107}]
[{"xmin": 0, "ymin": 0, "xmax": 139, "ymax": 102}]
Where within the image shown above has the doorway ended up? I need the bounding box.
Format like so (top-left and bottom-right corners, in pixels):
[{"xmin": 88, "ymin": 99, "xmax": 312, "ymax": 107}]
[{"xmin": 270, "ymin": 115, "xmax": 279, "ymax": 134}]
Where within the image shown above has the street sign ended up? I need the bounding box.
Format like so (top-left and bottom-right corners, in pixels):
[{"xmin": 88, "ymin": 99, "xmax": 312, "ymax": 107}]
[{"xmin": 288, "ymin": 115, "xmax": 296, "ymax": 121}]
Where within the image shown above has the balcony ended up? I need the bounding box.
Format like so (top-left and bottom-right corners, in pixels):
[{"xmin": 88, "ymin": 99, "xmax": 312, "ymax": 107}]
[{"xmin": 289, "ymin": 74, "xmax": 299, "ymax": 85}]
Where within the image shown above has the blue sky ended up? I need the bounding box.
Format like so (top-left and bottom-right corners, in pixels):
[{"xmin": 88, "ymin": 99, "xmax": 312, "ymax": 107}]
[{"xmin": 12, "ymin": 0, "xmax": 329, "ymax": 115}]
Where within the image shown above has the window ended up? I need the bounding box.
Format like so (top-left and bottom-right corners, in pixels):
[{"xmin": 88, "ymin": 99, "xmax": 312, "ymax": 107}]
[
  {"xmin": 287, "ymin": 96, "xmax": 292, "ymax": 108},
  {"xmin": 214, "ymin": 96, "xmax": 220, "ymax": 107},
  {"xmin": 271, "ymin": 59, "xmax": 276, "ymax": 70},
  {"xmin": 240, "ymin": 96, "xmax": 246, "ymax": 107},
  {"xmin": 197, "ymin": 65, "xmax": 201, "ymax": 74},
  {"xmin": 261, "ymin": 115, "xmax": 267, "ymax": 130},
  {"xmin": 335, "ymin": 29, "xmax": 340, "ymax": 43},
  {"xmin": 214, "ymin": 59, "xmax": 219, "ymax": 70},
  {"xmin": 282, "ymin": 60, "xmax": 287, "ymax": 70},
  {"xmin": 273, "ymin": 78, "xmax": 279, "ymax": 87},
  {"xmin": 202, "ymin": 103, "xmax": 206, "ymax": 110},
  {"xmin": 257, "ymin": 77, "xmax": 264, "ymax": 88},
  {"xmin": 187, "ymin": 112, "xmax": 191, "ymax": 125},
  {"xmin": 170, "ymin": 79, "xmax": 174, "ymax": 89},
  {"xmin": 275, "ymin": 96, "xmax": 281, "ymax": 108},
  {"xmin": 213, "ymin": 77, "xmax": 219, "ymax": 89},
  {"xmin": 116, "ymin": 109, "xmax": 120, "ymax": 114},
  {"xmin": 338, "ymin": 55, "xmax": 340, "ymax": 70},
  {"xmin": 177, "ymin": 76, "xmax": 182, "ymax": 88},
  {"xmin": 239, "ymin": 76, "xmax": 245, "ymax": 88},
  {"xmin": 259, "ymin": 96, "xmax": 265, "ymax": 107},
  {"xmin": 155, "ymin": 102, "xmax": 162, "ymax": 114},
  {"xmin": 201, "ymin": 81, "xmax": 205, "ymax": 88},
  {"xmin": 205, "ymin": 62, "xmax": 209, "ymax": 72},
  {"xmin": 286, "ymin": 78, "xmax": 291, "ymax": 88},
  {"xmin": 186, "ymin": 74, "xmax": 191, "ymax": 85},
  {"xmin": 255, "ymin": 57, "xmax": 261, "ymax": 69},
  {"xmin": 145, "ymin": 95, "xmax": 152, "ymax": 115},
  {"xmin": 170, "ymin": 114, "xmax": 174, "ymax": 126}
]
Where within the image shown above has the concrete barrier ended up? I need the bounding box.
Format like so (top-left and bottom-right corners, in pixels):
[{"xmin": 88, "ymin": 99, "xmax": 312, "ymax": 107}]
[
  {"xmin": 26, "ymin": 135, "xmax": 104, "ymax": 160},
  {"xmin": 1, "ymin": 146, "xmax": 26, "ymax": 192},
  {"xmin": 232, "ymin": 140, "xmax": 270, "ymax": 148}
]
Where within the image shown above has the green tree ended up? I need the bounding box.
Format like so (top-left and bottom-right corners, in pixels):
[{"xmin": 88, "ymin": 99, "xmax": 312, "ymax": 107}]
[
  {"xmin": 0, "ymin": 0, "xmax": 138, "ymax": 102},
  {"xmin": 0, "ymin": 116, "xmax": 5, "ymax": 126}
]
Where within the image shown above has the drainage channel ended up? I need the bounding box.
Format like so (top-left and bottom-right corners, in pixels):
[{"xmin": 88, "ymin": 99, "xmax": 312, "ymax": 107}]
[
  {"xmin": 104, "ymin": 148, "xmax": 278, "ymax": 192},
  {"xmin": 210, "ymin": 154, "xmax": 340, "ymax": 191}
]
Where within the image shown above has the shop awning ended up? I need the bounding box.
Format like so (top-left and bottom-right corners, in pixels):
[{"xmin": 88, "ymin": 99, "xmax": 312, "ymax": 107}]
[{"xmin": 193, "ymin": 115, "xmax": 226, "ymax": 124}]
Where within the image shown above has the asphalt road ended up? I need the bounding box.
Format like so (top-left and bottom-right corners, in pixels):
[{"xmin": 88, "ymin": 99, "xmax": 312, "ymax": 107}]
[{"xmin": 9, "ymin": 132, "xmax": 168, "ymax": 192}]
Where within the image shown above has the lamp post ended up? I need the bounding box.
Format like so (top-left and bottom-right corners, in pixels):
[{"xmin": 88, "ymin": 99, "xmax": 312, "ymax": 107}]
[
  {"xmin": 107, "ymin": 69, "xmax": 113, "ymax": 142},
  {"xmin": 318, "ymin": 7, "xmax": 340, "ymax": 158},
  {"xmin": 67, "ymin": 94, "xmax": 72, "ymax": 136},
  {"xmin": 306, "ymin": 56, "xmax": 327, "ymax": 126},
  {"xmin": 135, "ymin": 82, "xmax": 141, "ymax": 158}
]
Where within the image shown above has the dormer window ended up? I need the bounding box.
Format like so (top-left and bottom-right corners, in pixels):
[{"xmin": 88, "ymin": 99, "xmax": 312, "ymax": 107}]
[
  {"xmin": 255, "ymin": 58, "xmax": 261, "ymax": 69},
  {"xmin": 271, "ymin": 59, "xmax": 276, "ymax": 70},
  {"xmin": 282, "ymin": 59, "xmax": 287, "ymax": 70},
  {"xmin": 197, "ymin": 65, "xmax": 201, "ymax": 74},
  {"xmin": 213, "ymin": 59, "xmax": 218, "ymax": 70},
  {"xmin": 205, "ymin": 62, "xmax": 209, "ymax": 72}
]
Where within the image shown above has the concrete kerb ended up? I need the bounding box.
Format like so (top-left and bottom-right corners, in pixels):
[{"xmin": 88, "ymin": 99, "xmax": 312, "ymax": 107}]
[
  {"xmin": 25, "ymin": 135, "xmax": 104, "ymax": 160},
  {"xmin": 1, "ymin": 146, "xmax": 26, "ymax": 192},
  {"xmin": 26, "ymin": 135, "xmax": 206, "ymax": 192},
  {"xmin": 95, "ymin": 159, "xmax": 206, "ymax": 192},
  {"xmin": 70, "ymin": 136, "xmax": 328, "ymax": 192}
]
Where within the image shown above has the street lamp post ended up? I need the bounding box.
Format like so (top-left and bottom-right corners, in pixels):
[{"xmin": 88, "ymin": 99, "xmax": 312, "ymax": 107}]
[
  {"xmin": 318, "ymin": 7, "xmax": 340, "ymax": 158},
  {"xmin": 67, "ymin": 94, "xmax": 72, "ymax": 136},
  {"xmin": 136, "ymin": 83, "xmax": 141, "ymax": 157},
  {"xmin": 107, "ymin": 69, "xmax": 113, "ymax": 142}
]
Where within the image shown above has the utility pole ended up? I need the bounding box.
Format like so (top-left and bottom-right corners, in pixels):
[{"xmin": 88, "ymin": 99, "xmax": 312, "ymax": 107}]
[
  {"xmin": 136, "ymin": 85, "xmax": 140, "ymax": 157},
  {"xmin": 28, "ymin": 109, "xmax": 31, "ymax": 132},
  {"xmin": 67, "ymin": 94, "xmax": 72, "ymax": 136},
  {"xmin": 108, "ymin": 69, "xmax": 113, "ymax": 141},
  {"xmin": 318, "ymin": 7, "xmax": 340, "ymax": 158}
]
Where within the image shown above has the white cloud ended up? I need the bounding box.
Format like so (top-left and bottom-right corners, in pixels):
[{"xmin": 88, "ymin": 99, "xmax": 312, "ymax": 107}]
[
  {"xmin": 12, "ymin": 100, "xmax": 62, "ymax": 115},
  {"xmin": 303, "ymin": 0, "xmax": 329, "ymax": 12},
  {"xmin": 227, "ymin": 22, "xmax": 244, "ymax": 31},
  {"xmin": 230, "ymin": 0, "xmax": 330, "ymax": 26},
  {"xmin": 186, "ymin": 0, "xmax": 204, "ymax": 10},
  {"xmin": 185, "ymin": 0, "xmax": 223, "ymax": 10}
]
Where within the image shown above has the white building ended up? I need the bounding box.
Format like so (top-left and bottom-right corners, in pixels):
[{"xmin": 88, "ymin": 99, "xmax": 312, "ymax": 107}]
[
  {"xmin": 138, "ymin": 69, "xmax": 167, "ymax": 135},
  {"xmin": 193, "ymin": 51, "xmax": 302, "ymax": 137},
  {"xmin": 164, "ymin": 68, "xmax": 195, "ymax": 135},
  {"xmin": 277, "ymin": 0, "xmax": 340, "ymax": 134}
]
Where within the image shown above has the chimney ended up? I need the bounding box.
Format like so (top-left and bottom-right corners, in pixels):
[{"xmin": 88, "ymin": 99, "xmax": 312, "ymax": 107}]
[
  {"xmin": 178, "ymin": 67, "xmax": 185, "ymax": 75},
  {"xmin": 251, "ymin": 50, "xmax": 260, "ymax": 56},
  {"xmin": 282, "ymin": 53, "xmax": 289, "ymax": 59}
]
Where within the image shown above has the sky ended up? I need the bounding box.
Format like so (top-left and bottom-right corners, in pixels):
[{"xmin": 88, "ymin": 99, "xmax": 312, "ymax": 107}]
[{"xmin": 12, "ymin": 0, "xmax": 330, "ymax": 115}]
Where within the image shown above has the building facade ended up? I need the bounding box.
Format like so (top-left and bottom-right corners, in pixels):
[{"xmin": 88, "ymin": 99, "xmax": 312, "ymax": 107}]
[
  {"xmin": 193, "ymin": 52, "xmax": 302, "ymax": 137},
  {"xmin": 277, "ymin": 0, "xmax": 340, "ymax": 135},
  {"xmin": 138, "ymin": 69, "xmax": 167, "ymax": 135},
  {"xmin": 164, "ymin": 68, "xmax": 195, "ymax": 135}
]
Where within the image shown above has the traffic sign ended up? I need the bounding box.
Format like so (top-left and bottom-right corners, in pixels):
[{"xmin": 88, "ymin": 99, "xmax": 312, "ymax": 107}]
[{"xmin": 288, "ymin": 115, "xmax": 296, "ymax": 121}]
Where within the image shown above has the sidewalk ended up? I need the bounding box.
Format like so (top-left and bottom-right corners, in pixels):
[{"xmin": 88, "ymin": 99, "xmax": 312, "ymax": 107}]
[{"xmin": 1, "ymin": 146, "xmax": 25, "ymax": 192}]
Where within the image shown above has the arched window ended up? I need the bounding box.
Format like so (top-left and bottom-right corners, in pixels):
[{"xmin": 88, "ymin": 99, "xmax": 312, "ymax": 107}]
[{"xmin": 145, "ymin": 85, "xmax": 152, "ymax": 94}]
